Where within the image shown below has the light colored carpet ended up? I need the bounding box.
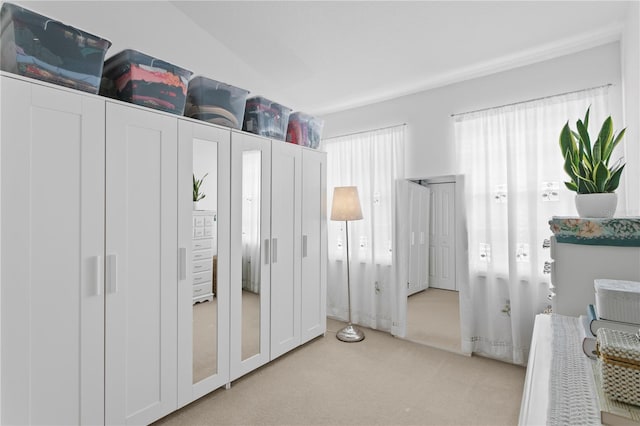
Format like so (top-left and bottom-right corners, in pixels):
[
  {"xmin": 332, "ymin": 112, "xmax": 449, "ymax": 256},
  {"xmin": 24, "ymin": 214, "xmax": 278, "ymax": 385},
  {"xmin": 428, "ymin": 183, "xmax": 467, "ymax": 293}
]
[
  {"xmin": 406, "ymin": 288, "xmax": 461, "ymax": 354},
  {"xmin": 241, "ymin": 290, "xmax": 261, "ymax": 360},
  {"xmin": 193, "ymin": 298, "xmax": 218, "ymax": 383},
  {"xmin": 193, "ymin": 291, "xmax": 262, "ymax": 383},
  {"xmin": 155, "ymin": 318, "xmax": 525, "ymax": 426}
]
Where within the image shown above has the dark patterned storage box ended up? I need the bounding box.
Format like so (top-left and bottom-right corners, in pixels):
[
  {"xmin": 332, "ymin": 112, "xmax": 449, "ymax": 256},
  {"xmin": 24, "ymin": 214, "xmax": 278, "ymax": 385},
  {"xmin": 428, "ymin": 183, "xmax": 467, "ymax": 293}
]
[
  {"xmin": 101, "ymin": 49, "xmax": 192, "ymax": 115},
  {"xmin": 185, "ymin": 76, "xmax": 249, "ymax": 129},
  {"xmin": 597, "ymin": 328, "xmax": 640, "ymax": 406},
  {"xmin": 242, "ymin": 96, "xmax": 291, "ymax": 141},
  {"xmin": 286, "ymin": 112, "xmax": 324, "ymax": 149},
  {"xmin": 0, "ymin": 2, "xmax": 111, "ymax": 93}
]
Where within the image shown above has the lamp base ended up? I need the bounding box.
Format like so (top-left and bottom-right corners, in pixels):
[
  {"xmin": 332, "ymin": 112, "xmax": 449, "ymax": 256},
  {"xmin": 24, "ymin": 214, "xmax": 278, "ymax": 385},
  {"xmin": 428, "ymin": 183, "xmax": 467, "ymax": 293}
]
[{"xmin": 336, "ymin": 324, "xmax": 365, "ymax": 342}]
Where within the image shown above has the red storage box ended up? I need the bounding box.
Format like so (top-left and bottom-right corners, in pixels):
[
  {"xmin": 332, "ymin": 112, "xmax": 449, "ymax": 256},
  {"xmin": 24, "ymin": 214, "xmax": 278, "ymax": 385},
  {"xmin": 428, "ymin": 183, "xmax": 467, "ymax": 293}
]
[{"xmin": 286, "ymin": 112, "xmax": 324, "ymax": 149}]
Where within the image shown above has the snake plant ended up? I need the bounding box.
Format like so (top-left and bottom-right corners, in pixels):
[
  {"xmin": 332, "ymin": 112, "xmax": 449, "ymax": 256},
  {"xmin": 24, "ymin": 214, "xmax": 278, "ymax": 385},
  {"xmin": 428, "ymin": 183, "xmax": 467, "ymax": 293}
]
[
  {"xmin": 193, "ymin": 173, "xmax": 208, "ymax": 202},
  {"xmin": 560, "ymin": 107, "xmax": 626, "ymax": 194}
]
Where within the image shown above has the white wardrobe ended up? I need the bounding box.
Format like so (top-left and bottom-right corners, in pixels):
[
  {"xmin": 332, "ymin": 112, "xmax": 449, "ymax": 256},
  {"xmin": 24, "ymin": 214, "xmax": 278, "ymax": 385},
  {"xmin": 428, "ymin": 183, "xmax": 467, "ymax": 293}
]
[
  {"xmin": 229, "ymin": 131, "xmax": 327, "ymax": 381},
  {"xmin": 0, "ymin": 73, "xmax": 327, "ymax": 425}
]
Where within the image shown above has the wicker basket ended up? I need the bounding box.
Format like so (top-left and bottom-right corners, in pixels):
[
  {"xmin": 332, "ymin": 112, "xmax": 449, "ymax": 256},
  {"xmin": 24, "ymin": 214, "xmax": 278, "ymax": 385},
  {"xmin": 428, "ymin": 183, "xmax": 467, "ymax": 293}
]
[{"xmin": 596, "ymin": 328, "xmax": 640, "ymax": 406}]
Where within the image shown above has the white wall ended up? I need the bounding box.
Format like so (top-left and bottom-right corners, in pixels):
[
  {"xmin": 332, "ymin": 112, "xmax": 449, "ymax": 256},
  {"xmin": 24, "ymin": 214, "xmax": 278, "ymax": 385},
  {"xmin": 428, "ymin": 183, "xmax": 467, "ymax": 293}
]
[
  {"xmin": 621, "ymin": 2, "xmax": 640, "ymax": 215},
  {"xmin": 322, "ymin": 42, "xmax": 624, "ymax": 191}
]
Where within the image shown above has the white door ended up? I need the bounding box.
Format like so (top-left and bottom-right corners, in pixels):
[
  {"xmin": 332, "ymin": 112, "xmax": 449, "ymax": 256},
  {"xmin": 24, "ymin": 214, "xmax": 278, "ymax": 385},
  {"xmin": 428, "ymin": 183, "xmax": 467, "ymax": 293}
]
[
  {"xmin": 230, "ymin": 131, "xmax": 272, "ymax": 381},
  {"xmin": 300, "ymin": 149, "xmax": 327, "ymax": 343},
  {"xmin": 105, "ymin": 102, "xmax": 178, "ymax": 425},
  {"xmin": 1, "ymin": 76, "xmax": 105, "ymax": 425},
  {"xmin": 429, "ymin": 182, "xmax": 456, "ymax": 291},
  {"xmin": 408, "ymin": 182, "xmax": 430, "ymax": 295},
  {"xmin": 270, "ymin": 142, "xmax": 302, "ymax": 359},
  {"xmin": 417, "ymin": 186, "xmax": 430, "ymax": 291},
  {"xmin": 407, "ymin": 184, "xmax": 420, "ymax": 295},
  {"xmin": 177, "ymin": 120, "xmax": 231, "ymax": 406}
]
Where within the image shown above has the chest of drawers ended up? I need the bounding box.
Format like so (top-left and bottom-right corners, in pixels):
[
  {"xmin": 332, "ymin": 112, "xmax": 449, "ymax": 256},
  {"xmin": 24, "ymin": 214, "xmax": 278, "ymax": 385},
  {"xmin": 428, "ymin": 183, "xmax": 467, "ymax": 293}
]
[{"xmin": 193, "ymin": 210, "xmax": 217, "ymax": 303}]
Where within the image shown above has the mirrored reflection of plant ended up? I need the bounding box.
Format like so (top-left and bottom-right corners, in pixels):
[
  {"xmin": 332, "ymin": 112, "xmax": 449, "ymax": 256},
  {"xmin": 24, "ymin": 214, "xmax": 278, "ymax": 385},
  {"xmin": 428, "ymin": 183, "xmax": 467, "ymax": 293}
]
[{"xmin": 193, "ymin": 173, "xmax": 208, "ymax": 202}]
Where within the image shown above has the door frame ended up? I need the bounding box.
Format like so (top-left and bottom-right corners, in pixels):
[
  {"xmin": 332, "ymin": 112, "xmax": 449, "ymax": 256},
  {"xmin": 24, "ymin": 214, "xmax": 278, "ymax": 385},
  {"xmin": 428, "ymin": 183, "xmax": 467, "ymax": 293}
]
[{"xmin": 392, "ymin": 174, "xmax": 468, "ymax": 351}]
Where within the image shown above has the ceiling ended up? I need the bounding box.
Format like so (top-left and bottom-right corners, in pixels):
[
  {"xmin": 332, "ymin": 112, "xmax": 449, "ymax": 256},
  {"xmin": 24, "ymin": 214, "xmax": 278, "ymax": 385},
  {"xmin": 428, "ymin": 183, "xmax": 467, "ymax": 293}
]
[
  {"xmin": 13, "ymin": 1, "xmax": 632, "ymax": 115},
  {"xmin": 170, "ymin": 1, "xmax": 630, "ymax": 115}
]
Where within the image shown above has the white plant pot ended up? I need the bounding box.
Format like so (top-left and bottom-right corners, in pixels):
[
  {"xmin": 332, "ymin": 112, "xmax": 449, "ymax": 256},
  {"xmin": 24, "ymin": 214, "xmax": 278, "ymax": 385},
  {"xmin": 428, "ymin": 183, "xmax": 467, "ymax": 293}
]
[
  {"xmin": 193, "ymin": 201, "xmax": 200, "ymax": 210},
  {"xmin": 575, "ymin": 193, "xmax": 617, "ymax": 218}
]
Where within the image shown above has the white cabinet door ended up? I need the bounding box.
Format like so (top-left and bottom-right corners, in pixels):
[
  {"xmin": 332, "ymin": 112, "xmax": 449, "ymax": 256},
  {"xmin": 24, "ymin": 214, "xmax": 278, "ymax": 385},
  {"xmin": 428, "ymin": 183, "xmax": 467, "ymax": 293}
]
[
  {"xmin": 177, "ymin": 119, "xmax": 231, "ymax": 406},
  {"xmin": 429, "ymin": 182, "xmax": 456, "ymax": 291},
  {"xmin": 270, "ymin": 142, "xmax": 302, "ymax": 359},
  {"xmin": 105, "ymin": 102, "xmax": 178, "ymax": 425},
  {"xmin": 230, "ymin": 131, "xmax": 271, "ymax": 381},
  {"xmin": 1, "ymin": 76, "xmax": 105, "ymax": 425},
  {"xmin": 300, "ymin": 149, "xmax": 327, "ymax": 344}
]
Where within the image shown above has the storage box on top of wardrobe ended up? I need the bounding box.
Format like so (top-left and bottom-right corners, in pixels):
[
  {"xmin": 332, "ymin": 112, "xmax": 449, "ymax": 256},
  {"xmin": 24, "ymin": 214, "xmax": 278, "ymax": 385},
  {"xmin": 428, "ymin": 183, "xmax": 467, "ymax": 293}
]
[
  {"xmin": 286, "ymin": 112, "xmax": 324, "ymax": 149},
  {"xmin": 242, "ymin": 95, "xmax": 291, "ymax": 141},
  {"xmin": 100, "ymin": 49, "xmax": 192, "ymax": 115},
  {"xmin": 0, "ymin": 2, "xmax": 111, "ymax": 94},
  {"xmin": 185, "ymin": 76, "xmax": 249, "ymax": 129}
]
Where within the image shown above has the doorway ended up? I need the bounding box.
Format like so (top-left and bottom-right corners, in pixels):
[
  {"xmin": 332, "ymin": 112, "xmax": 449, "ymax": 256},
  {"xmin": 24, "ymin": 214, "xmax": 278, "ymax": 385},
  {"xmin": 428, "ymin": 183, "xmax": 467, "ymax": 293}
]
[{"xmin": 402, "ymin": 176, "xmax": 463, "ymax": 353}]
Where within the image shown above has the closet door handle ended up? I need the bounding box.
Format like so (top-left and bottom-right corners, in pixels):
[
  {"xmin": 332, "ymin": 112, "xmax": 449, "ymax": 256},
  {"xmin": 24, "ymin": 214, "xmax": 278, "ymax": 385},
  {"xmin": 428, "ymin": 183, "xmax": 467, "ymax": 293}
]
[
  {"xmin": 178, "ymin": 247, "xmax": 187, "ymax": 281},
  {"xmin": 265, "ymin": 239, "xmax": 270, "ymax": 264},
  {"xmin": 302, "ymin": 235, "xmax": 308, "ymax": 258},
  {"xmin": 95, "ymin": 255, "xmax": 102, "ymax": 296},
  {"xmin": 106, "ymin": 254, "xmax": 118, "ymax": 293},
  {"xmin": 272, "ymin": 238, "xmax": 278, "ymax": 263}
]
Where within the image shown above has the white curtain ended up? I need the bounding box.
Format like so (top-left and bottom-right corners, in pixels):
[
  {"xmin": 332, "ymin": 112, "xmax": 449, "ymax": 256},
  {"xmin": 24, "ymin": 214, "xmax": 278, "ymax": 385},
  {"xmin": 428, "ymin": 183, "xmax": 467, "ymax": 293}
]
[
  {"xmin": 242, "ymin": 150, "xmax": 261, "ymax": 293},
  {"xmin": 322, "ymin": 125, "xmax": 405, "ymax": 332},
  {"xmin": 454, "ymin": 86, "xmax": 613, "ymax": 365}
]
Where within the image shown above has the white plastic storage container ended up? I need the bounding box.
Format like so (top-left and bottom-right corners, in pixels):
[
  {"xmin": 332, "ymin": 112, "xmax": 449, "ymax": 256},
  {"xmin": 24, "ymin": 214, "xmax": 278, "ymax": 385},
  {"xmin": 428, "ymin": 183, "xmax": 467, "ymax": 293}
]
[{"xmin": 594, "ymin": 279, "xmax": 640, "ymax": 324}]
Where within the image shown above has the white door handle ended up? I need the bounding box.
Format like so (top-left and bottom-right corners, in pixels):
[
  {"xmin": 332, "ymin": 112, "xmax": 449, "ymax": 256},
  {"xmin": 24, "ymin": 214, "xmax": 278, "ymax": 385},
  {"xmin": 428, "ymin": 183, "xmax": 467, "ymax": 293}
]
[
  {"xmin": 179, "ymin": 247, "xmax": 187, "ymax": 281},
  {"xmin": 302, "ymin": 235, "xmax": 308, "ymax": 258},
  {"xmin": 106, "ymin": 254, "xmax": 118, "ymax": 293},
  {"xmin": 95, "ymin": 255, "xmax": 102, "ymax": 296}
]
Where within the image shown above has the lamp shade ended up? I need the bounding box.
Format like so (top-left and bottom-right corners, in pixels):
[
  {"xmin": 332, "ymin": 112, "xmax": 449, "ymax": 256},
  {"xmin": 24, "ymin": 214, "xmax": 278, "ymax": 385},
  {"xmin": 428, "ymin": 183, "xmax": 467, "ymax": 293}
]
[{"xmin": 330, "ymin": 186, "xmax": 363, "ymax": 221}]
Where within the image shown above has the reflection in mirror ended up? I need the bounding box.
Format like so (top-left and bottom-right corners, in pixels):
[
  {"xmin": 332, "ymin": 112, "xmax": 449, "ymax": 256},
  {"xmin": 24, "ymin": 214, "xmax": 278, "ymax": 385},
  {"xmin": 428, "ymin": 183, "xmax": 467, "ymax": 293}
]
[
  {"xmin": 192, "ymin": 139, "xmax": 218, "ymax": 384},
  {"xmin": 241, "ymin": 150, "xmax": 262, "ymax": 361}
]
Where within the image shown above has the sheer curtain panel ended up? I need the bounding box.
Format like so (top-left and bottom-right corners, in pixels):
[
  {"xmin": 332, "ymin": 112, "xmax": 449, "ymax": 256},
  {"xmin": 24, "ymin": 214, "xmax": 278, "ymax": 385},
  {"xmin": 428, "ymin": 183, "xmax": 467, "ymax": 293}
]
[
  {"xmin": 454, "ymin": 87, "xmax": 613, "ymax": 364},
  {"xmin": 323, "ymin": 125, "xmax": 405, "ymax": 332}
]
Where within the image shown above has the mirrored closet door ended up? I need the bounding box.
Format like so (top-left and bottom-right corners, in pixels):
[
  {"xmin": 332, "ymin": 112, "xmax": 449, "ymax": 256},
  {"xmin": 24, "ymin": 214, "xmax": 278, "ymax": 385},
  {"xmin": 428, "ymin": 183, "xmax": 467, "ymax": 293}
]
[
  {"xmin": 229, "ymin": 131, "xmax": 272, "ymax": 382},
  {"xmin": 177, "ymin": 120, "xmax": 231, "ymax": 406}
]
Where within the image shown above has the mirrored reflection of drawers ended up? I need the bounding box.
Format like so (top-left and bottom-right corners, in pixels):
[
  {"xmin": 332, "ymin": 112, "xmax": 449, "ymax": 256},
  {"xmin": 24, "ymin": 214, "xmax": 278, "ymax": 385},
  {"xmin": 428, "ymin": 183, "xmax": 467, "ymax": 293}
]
[{"xmin": 193, "ymin": 210, "xmax": 216, "ymax": 303}]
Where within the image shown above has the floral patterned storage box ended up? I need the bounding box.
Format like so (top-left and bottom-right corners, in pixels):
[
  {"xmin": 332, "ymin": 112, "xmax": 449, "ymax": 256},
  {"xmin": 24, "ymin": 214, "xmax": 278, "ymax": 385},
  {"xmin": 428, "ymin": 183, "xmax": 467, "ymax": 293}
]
[
  {"xmin": 549, "ymin": 217, "xmax": 640, "ymax": 247},
  {"xmin": 596, "ymin": 328, "xmax": 640, "ymax": 406}
]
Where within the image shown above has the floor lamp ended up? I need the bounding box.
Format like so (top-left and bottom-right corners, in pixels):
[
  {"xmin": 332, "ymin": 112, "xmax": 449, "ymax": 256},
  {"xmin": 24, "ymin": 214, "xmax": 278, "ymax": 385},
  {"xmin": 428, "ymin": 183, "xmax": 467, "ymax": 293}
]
[{"xmin": 330, "ymin": 186, "xmax": 365, "ymax": 342}]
